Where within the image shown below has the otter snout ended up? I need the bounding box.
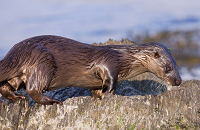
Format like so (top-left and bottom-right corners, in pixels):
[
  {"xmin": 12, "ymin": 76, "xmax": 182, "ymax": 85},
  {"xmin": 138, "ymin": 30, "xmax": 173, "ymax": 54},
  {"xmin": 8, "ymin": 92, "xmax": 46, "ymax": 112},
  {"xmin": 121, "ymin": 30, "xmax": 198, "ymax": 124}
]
[
  {"xmin": 175, "ymin": 78, "xmax": 182, "ymax": 86},
  {"xmin": 168, "ymin": 76, "xmax": 182, "ymax": 86},
  {"xmin": 164, "ymin": 73, "xmax": 182, "ymax": 86}
]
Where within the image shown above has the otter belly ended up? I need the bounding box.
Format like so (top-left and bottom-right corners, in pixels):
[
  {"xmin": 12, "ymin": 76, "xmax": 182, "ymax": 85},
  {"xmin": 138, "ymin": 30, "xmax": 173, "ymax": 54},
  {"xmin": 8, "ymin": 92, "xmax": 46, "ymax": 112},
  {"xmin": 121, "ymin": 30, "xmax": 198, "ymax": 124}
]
[{"xmin": 48, "ymin": 66, "xmax": 103, "ymax": 91}]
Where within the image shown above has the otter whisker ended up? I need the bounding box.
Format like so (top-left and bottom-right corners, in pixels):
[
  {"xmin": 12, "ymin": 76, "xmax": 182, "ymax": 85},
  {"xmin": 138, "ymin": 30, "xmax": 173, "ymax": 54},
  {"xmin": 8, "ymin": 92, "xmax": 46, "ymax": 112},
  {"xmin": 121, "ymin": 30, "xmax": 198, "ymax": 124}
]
[
  {"xmin": 153, "ymin": 79, "xmax": 167, "ymax": 95},
  {"xmin": 141, "ymin": 74, "xmax": 157, "ymax": 93}
]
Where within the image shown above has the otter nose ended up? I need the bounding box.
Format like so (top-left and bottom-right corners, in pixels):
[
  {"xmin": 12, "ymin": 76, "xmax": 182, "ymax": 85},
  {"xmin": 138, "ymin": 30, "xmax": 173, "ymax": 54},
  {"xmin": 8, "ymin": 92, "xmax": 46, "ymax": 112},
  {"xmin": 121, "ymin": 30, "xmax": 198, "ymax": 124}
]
[{"xmin": 175, "ymin": 79, "xmax": 182, "ymax": 86}]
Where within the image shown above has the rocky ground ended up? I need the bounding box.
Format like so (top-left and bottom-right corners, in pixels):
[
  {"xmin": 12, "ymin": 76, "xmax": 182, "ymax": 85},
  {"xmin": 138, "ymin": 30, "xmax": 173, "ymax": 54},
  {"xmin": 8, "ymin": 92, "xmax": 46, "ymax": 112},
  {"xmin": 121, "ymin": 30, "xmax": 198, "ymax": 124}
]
[{"xmin": 0, "ymin": 73, "xmax": 200, "ymax": 130}]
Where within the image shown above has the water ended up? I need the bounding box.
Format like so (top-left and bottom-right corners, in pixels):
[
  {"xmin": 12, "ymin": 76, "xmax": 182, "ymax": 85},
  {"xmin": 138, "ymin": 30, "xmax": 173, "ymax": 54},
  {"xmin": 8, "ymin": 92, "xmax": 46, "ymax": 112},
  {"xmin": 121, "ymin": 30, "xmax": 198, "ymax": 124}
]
[
  {"xmin": 180, "ymin": 66, "xmax": 200, "ymax": 80},
  {"xmin": 0, "ymin": 0, "xmax": 200, "ymax": 79}
]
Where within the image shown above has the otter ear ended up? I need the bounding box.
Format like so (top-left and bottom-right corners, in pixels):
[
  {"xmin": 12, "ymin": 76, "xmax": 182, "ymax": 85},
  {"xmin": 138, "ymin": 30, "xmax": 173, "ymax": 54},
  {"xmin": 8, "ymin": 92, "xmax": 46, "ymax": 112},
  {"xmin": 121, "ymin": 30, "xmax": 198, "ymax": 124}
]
[{"xmin": 154, "ymin": 52, "xmax": 160, "ymax": 58}]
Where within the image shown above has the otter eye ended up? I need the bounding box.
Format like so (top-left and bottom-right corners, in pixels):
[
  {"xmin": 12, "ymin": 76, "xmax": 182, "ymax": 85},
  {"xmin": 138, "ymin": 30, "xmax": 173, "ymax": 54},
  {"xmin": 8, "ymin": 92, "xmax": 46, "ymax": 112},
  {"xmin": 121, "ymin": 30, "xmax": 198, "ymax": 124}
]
[
  {"xmin": 154, "ymin": 52, "xmax": 160, "ymax": 58},
  {"xmin": 166, "ymin": 67, "xmax": 171, "ymax": 73}
]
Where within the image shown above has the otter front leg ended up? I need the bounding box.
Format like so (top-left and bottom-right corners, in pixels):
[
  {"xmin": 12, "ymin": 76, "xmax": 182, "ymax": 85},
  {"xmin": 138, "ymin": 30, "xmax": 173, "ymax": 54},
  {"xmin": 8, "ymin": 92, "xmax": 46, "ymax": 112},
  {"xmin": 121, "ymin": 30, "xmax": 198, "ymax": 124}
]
[
  {"xmin": 103, "ymin": 68, "xmax": 118, "ymax": 94},
  {"xmin": 92, "ymin": 67, "xmax": 118, "ymax": 100},
  {"xmin": 91, "ymin": 89, "xmax": 105, "ymax": 101},
  {"xmin": 0, "ymin": 82, "xmax": 25, "ymax": 102},
  {"xmin": 91, "ymin": 80, "xmax": 117, "ymax": 100}
]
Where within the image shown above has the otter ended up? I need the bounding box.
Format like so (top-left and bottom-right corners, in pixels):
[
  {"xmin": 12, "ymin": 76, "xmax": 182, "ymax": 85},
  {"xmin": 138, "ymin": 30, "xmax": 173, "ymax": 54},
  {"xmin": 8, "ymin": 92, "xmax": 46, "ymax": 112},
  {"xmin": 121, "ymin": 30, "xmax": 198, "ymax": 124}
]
[{"xmin": 0, "ymin": 35, "xmax": 181, "ymax": 105}]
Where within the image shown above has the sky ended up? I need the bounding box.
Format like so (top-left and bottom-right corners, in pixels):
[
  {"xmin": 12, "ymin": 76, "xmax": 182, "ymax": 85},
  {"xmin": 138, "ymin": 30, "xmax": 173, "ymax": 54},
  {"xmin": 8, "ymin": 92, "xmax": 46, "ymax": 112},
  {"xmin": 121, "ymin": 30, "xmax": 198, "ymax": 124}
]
[{"xmin": 0, "ymin": 0, "xmax": 200, "ymax": 79}]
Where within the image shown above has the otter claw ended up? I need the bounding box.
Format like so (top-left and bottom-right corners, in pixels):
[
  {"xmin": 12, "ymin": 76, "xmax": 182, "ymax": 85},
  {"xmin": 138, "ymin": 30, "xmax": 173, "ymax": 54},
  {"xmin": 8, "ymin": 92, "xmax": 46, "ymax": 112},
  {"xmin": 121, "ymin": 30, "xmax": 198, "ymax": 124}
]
[
  {"xmin": 106, "ymin": 86, "xmax": 112, "ymax": 93},
  {"xmin": 55, "ymin": 101, "xmax": 63, "ymax": 105},
  {"xmin": 15, "ymin": 94, "xmax": 26, "ymax": 99},
  {"xmin": 8, "ymin": 94, "xmax": 26, "ymax": 102}
]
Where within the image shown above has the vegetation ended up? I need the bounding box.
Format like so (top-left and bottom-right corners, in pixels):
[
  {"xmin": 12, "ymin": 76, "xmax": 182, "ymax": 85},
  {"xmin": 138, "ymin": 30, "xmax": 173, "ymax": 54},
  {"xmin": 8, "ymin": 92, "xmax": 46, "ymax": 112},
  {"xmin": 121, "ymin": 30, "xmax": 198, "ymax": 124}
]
[{"xmin": 93, "ymin": 30, "xmax": 200, "ymax": 67}]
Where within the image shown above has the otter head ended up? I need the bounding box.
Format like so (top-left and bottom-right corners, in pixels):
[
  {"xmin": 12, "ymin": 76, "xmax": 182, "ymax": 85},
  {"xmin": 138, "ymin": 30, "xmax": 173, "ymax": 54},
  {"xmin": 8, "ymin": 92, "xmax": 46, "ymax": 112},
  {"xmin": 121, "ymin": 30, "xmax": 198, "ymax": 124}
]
[{"xmin": 134, "ymin": 42, "xmax": 182, "ymax": 86}]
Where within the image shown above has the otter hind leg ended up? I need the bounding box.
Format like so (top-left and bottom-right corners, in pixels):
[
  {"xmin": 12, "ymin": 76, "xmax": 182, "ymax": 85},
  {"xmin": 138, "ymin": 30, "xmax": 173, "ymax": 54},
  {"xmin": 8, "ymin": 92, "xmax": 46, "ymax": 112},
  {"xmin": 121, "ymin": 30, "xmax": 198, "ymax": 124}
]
[
  {"xmin": 25, "ymin": 66, "xmax": 63, "ymax": 105},
  {"xmin": 8, "ymin": 77, "xmax": 24, "ymax": 91},
  {"xmin": 26, "ymin": 77, "xmax": 63, "ymax": 105},
  {"xmin": 26, "ymin": 79, "xmax": 63, "ymax": 105},
  {"xmin": 27, "ymin": 90, "xmax": 63, "ymax": 105},
  {"xmin": 0, "ymin": 82, "xmax": 25, "ymax": 102}
]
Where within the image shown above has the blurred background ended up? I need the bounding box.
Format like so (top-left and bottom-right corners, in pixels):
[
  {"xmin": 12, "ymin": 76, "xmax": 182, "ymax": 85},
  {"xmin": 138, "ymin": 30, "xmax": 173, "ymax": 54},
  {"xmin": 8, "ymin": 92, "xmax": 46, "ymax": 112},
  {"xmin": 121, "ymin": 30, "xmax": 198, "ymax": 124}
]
[{"xmin": 0, "ymin": 0, "xmax": 200, "ymax": 80}]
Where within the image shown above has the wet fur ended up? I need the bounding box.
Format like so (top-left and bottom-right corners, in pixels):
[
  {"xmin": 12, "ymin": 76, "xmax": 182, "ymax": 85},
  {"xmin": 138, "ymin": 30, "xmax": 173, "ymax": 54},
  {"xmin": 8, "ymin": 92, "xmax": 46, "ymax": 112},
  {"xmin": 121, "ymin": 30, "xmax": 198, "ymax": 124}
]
[{"xmin": 0, "ymin": 35, "xmax": 181, "ymax": 105}]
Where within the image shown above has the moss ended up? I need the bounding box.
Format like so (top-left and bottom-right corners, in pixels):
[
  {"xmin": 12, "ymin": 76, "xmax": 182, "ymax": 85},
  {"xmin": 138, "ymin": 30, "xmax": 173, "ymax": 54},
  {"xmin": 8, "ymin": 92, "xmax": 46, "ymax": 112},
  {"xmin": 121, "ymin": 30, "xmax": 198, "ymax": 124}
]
[
  {"xmin": 82, "ymin": 112, "xmax": 86, "ymax": 115},
  {"xmin": 118, "ymin": 117, "xmax": 123, "ymax": 126},
  {"xmin": 176, "ymin": 125, "xmax": 180, "ymax": 130},
  {"xmin": 181, "ymin": 117, "xmax": 186, "ymax": 124},
  {"xmin": 115, "ymin": 102, "xmax": 120, "ymax": 110},
  {"xmin": 97, "ymin": 121, "xmax": 103, "ymax": 129},
  {"xmin": 97, "ymin": 102, "xmax": 101, "ymax": 108},
  {"xmin": 128, "ymin": 123, "xmax": 136, "ymax": 130},
  {"xmin": 83, "ymin": 122, "xmax": 86, "ymax": 127}
]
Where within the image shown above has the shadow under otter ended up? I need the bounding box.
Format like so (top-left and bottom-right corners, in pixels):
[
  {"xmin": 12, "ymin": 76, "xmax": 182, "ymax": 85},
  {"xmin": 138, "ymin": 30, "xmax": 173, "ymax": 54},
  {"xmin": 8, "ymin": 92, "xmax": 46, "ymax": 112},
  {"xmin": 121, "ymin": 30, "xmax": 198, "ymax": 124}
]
[
  {"xmin": 0, "ymin": 79, "xmax": 167, "ymax": 106},
  {"xmin": 0, "ymin": 35, "xmax": 181, "ymax": 105}
]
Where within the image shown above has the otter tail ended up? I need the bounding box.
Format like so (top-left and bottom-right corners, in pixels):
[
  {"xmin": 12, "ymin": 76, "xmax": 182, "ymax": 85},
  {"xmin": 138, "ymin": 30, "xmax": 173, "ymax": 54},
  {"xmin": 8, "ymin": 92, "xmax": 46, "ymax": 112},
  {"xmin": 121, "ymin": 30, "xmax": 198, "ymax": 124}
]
[
  {"xmin": 0, "ymin": 62, "xmax": 9, "ymax": 82},
  {"xmin": 0, "ymin": 56, "xmax": 24, "ymax": 83},
  {"xmin": 0, "ymin": 42, "xmax": 31, "ymax": 83}
]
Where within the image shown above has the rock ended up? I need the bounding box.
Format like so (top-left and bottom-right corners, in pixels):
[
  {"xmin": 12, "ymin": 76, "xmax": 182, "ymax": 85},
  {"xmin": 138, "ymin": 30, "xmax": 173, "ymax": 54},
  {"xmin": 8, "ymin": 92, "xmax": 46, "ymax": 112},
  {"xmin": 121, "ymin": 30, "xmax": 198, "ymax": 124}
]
[
  {"xmin": 0, "ymin": 72, "xmax": 167, "ymax": 106},
  {"xmin": 0, "ymin": 79, "xmax": 200, "ymax": 129}
]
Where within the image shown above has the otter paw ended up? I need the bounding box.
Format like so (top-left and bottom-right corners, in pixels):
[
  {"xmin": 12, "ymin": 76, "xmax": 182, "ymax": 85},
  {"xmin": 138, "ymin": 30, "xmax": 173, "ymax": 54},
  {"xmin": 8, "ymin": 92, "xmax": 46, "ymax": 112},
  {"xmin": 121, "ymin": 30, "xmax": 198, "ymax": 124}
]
[{"xmin": 15, "ymin": 94, "xmax": 26, "ymax": 99}]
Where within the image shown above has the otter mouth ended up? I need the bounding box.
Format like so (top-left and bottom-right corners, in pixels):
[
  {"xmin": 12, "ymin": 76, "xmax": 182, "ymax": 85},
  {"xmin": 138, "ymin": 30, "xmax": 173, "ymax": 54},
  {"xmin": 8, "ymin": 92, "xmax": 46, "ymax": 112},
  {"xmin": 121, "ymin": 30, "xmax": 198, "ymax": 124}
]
[{"xmin": 164, "ymin": 76, "xmax": 182, "ymax": 86}]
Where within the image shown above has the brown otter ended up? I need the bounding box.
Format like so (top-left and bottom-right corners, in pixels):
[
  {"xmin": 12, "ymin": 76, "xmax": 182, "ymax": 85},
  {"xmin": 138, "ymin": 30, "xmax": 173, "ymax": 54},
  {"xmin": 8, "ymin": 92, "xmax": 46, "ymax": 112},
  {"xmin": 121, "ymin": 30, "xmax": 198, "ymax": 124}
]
[{"xmin": 0, "ymin": 35, "xmax": 181, "ymax": 105}]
